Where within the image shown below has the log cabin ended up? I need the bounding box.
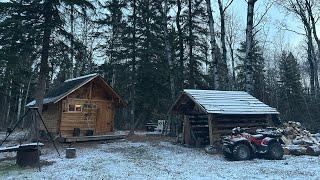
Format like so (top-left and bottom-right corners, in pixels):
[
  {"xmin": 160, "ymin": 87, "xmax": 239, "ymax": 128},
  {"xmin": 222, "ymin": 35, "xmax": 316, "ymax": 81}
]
[
  {"xmin": 169, "ymin": 89, "xmax": 280, "ymax": 147},
  {"xmin": 26, "ymin": 73, "xmax": 126, "ymax": 138}
]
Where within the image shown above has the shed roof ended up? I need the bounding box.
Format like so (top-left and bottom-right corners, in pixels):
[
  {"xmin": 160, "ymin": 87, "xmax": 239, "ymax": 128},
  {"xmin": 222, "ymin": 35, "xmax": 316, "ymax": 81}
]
[
  {"xmin": 26, "ymin": 73, "xmax": 126, "ymax": 107},
  {"xmin": 170, "ymin": 89, "xmax": 279, "ymax": 115}
]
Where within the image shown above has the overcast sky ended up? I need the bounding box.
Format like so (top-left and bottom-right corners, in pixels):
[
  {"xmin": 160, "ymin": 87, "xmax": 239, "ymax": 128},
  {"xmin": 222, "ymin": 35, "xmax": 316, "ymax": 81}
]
[
  {"xmin": 1, "ymin": 0, "xmax": 319, "ymax": 63},
  {"xmin": 224, "ymin": 0, "xmax": 319, "ymax": 49}
]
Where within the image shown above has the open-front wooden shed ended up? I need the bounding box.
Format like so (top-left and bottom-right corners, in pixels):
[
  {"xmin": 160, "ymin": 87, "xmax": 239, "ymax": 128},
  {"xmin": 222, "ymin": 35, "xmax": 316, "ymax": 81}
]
[
  {"xmin": 27, "ymin": 73, "xmax": 126, "ymax": 137},
  {"xmin": 169, "ymin": 89, "xmax": 280, "ymax": 147}
]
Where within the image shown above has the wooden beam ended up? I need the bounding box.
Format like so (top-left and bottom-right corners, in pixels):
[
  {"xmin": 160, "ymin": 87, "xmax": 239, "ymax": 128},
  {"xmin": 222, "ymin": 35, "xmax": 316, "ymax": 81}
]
[
  {"xmin": 208, "ymin": 114, "xmax": 214, "ymax": 146},
  {"xmin": 89, "ymin": 81, "xmax": 93, "ymax": 100}
]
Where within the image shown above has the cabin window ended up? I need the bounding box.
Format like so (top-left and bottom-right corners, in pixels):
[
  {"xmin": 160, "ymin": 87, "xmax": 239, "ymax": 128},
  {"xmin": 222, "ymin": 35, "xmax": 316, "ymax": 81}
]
[
  {"xmin": 83, "ymin": 103, "xmax": 97, "ymax": 109},
  {"xmin": 68, "ymin": 104, "xmax": 82, "ymax": 112},
  {"xmin": 75, "ymin": 105, "xmax": 82, "ymax": 111},
  {"xmin": 68, "ymin": 104, "xmax": 75, "ymax": 111}
]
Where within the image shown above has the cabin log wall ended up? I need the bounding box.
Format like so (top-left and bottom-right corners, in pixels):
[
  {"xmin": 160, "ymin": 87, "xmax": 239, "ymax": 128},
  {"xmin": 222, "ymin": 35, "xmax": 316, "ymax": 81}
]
[{"xmin": 40, "ymin": 103, "xmax": 61, "ymax": 133}]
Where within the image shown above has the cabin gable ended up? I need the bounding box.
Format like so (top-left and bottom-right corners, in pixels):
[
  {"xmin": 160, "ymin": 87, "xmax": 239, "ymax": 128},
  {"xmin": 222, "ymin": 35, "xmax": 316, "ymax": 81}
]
[{"xmin": 30, "ymin": 74, "xmax": 125, "ymax": 137}]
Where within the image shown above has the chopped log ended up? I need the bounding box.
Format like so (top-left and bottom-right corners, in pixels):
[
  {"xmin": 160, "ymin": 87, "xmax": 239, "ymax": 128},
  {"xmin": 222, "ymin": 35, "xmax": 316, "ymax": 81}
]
[
  {"xmin": 283, "ymin": 147, "xmax": 290, "ymax": 155},
  {"xmin": 287, "ymin": 145, "xmax": 306, "ymax": 156},
  {"xmin": 66, "ymin": 148, "xmax": 76, "ymax": 158},
  {"xmin": 306, "ymin": 146, "xmax": 320, "ymax": 156}
]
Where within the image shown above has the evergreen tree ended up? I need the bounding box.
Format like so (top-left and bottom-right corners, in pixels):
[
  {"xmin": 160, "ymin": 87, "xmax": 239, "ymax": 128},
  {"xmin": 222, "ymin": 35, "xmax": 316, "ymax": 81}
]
[
  {"xmin": 236, "ymin": 40, "xmax": 265, "ymax": 101},
  {"xmin": 278, "ymin": 52, "xmax": 305, "ymax": 122}
]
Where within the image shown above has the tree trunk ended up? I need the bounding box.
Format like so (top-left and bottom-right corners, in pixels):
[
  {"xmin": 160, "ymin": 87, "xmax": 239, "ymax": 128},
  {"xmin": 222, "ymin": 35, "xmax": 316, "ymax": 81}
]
[
  {"xmin": 217, "ymin": 0, "xmax": 229, "ymax": 89},
  {"xmin": 306, "ymin": 0, "xmax": 320, "ymax": 94},
  {"xmin": 307, "ymin": 29, "xmax": 316, "ymax": 95},
  {"xmin": 70, "ymin": 4, "xmax": 75, "ymax": 78},
  {"xmin": 163, "ymin": 0, "xmax": 175, "ymax": 101},
  {"xmin": 244, "ymin": 0, "xmax": 256, "ymax": 94},
  {"xmin": 228, "ymin": 42, "xmax": 236, "ymax": 89},
  {"xmin": 176, "ymin": 0, "xmax": 184, "ymax": 90},
  {"xmin": 16, "ymin": 85, "xmax": 23, "ymax": 123},
  {"xmin": 129, "ymin": 0, "xmax": 137, "ymax": 135},
  {"xmin": 5, "ymin": 81, "xmax": 12, "ymax": 127},
  {"xmin": 206, "ymin": 0, "xmax": 219, "ymax": 89},
  {"xmin": 163, "ymin": 0, "xmax": 175, "ymax": 135},
  {"xmin": 35, "ymin": 0, "xmax": 53, "ymax": 114},
  {"xmin": 188, "ymin": 0, "xmax": 195, "ymax": 88}
]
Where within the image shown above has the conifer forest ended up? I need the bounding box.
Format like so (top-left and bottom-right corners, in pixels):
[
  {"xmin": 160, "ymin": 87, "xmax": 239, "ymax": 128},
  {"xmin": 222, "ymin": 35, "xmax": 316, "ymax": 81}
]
[{"xmin": 1, "ymin": 0, "xmax": 320, "ymax": 132}]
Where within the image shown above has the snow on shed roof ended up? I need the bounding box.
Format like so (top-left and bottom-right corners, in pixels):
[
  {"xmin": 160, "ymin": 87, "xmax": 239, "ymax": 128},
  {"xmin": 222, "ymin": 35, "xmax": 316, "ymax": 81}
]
[{"xmin": 172, "ymin": 89, "xmax": 279, "ymax": 115}]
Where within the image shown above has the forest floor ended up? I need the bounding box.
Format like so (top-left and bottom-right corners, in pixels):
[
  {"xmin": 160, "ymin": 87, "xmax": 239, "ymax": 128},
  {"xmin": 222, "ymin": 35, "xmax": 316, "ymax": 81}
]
[{"xmin": 1, "ymin": 132, "xmax": 320, "ymax": 179}]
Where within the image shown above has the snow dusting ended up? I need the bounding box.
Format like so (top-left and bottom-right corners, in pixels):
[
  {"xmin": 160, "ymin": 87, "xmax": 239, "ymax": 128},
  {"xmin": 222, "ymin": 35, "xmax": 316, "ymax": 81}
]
[{"xmin": 1, "ymin": 139, "xmax": 320, "ymax": 179}]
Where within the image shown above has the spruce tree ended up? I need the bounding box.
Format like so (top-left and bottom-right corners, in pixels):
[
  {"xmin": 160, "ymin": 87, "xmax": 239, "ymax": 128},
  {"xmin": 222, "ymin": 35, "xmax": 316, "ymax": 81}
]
[
  {"xmin": 236, "ymin": 40, "xmax": 265, "ymax": 100},
  {"xmin": 278, "ymin": 52, "xmax": 305, "ymax": 122}
]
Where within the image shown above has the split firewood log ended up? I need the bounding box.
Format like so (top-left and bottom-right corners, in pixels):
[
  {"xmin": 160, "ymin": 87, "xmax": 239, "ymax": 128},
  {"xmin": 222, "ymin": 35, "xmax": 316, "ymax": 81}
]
[
  {"xmin": 287, "ymin": 145, "xmax": 306, "ymax": 156},
  {"xmin": 306, "ymin": 146, "xmax": 320, "ymax": 156}
]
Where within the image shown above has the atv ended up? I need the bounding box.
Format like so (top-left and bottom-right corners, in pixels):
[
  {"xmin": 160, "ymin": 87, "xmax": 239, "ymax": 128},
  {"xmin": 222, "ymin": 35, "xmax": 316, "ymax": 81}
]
[{"xmin": 222, "ymin": 127, "xmax": 284, "ymax": 161}]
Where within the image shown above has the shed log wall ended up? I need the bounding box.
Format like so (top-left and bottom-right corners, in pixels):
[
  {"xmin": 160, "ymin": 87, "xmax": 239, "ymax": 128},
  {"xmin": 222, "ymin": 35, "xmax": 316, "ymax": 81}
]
[{"xmin": 183, "ymin": 114, "xmax": 272, "ymax": 147}]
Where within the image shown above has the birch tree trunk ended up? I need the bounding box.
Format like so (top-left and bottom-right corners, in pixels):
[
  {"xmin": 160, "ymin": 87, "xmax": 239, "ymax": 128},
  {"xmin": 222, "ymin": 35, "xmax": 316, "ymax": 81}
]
[
  {"xmin": 5, "ymin": 80, "xmax": 12, "ymax": 126},
  {"xmin": 129, "ymin": 0, "xmax": 137, "ymax": 135},
  {"xmin": 163, "ymin": 0, "xmax": 175, "ymax": 101},
  {"xmin": 16, "ymin": 85, "xmax": 23, "ymax": 123},
  {"xmin": 217, "ymin": 0, "xmax": 229, "ymax": 89},
  {"xmin": 244, "ymin": 0, "xmax": 256, "ymax": 94},
  {"xmin": 206, "ymin": 0, "xmax": 219, "ymax": 89},
  {"xmin": 70, "ymin": 4, "xmax": 75, "ymax": 78},
  {"xmin": 176, "ymin": 0, "xmax": 184, "ymax": 90}
]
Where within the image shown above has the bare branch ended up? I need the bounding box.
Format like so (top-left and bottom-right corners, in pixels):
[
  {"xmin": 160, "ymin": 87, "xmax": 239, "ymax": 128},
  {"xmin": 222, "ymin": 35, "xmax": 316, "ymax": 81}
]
[
  {"xmin": 253, "ymin": 1, "xmax": 273, "ymax": 29},
  {"xmin": 281, "ymin": 27, "xmax": 306, "ymax": 36},
  {"xmin": 223, "ymin": 0, "xmax": 234, "ymax": 13}
]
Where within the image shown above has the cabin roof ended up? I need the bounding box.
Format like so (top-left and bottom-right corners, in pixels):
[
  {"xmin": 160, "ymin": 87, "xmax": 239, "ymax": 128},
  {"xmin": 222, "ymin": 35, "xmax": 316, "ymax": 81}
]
[
  {"xmin": 26, "ymin": 73, "xmax": 126, "ymax": 107},
  {"xmin": 170, "ymin": 89, "xmax": 279, "ymax": 115}
]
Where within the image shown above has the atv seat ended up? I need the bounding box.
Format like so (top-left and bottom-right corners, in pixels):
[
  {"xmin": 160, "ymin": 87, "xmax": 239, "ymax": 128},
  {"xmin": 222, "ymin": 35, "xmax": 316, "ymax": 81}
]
[{"xmin": 251, "ymin": 134, "xmax": 264, "ymax": 140}]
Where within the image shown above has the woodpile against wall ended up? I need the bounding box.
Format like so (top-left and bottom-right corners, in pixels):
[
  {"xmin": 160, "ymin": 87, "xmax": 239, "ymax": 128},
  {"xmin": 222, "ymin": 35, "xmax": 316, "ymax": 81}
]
[{"xmin": 280, "ymin": 121, "xmax": 320, "ymax": 156}]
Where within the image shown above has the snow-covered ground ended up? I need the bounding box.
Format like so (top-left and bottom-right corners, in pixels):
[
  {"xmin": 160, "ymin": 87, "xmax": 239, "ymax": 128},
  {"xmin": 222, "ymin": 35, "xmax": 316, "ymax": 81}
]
[{"xmin": 1, "ymin": 138, "xmax": 320, "ymax": 180}]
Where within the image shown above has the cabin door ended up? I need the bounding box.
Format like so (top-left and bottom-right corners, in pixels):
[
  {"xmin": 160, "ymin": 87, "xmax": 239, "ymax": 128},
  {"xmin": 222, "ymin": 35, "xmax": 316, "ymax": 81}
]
[{"xmin": 96, "ymin": 102, "xmax": 114, "ymax": 134}]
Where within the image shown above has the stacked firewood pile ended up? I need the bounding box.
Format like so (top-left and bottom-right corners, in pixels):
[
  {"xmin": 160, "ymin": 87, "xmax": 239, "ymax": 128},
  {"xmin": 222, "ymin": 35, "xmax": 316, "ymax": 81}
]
[{"xmin": 280, "ymin": 121, "xmax": 320, "ymax": 156}]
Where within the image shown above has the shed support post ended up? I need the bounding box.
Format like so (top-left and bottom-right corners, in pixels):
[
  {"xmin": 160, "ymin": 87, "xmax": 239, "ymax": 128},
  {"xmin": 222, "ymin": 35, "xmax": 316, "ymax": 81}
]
[
  {"xmin": 183, "ymin": 115, "xmax": 191, "ymax": 145},
  {"xmin": 208, "ymin": 114, "xmax": 214, "ymax": 146}
]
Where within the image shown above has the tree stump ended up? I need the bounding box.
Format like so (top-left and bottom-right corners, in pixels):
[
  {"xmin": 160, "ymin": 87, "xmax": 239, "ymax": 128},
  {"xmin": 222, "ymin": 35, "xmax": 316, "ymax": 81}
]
[
  {"xmin": 66, "ymin": 148, "xmax": 76, "ymax": 158},
  {"xmin": 16, "ymin": 148, "xmax": 39, "ymax": 167}
]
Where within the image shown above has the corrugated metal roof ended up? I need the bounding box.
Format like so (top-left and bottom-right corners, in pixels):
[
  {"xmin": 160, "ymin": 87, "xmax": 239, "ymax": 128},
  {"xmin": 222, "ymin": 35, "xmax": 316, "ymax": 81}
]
[{"xmin": 183, "ymin": 89, "xmax": 279, "ymax": 115}]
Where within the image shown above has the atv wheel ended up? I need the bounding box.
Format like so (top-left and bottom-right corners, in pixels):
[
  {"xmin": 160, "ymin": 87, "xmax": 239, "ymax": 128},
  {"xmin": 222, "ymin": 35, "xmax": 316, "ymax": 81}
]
[
  {"xmin": 222, "ymin": 148, "xmax": 232, "ymax": 159},
  {"xmin": 232, "ymin": 144, "xmax": 251, "ymax": 161},
  {"xmin": 266, "ymin": 142, "xmax": 284, "ymax": 160}
]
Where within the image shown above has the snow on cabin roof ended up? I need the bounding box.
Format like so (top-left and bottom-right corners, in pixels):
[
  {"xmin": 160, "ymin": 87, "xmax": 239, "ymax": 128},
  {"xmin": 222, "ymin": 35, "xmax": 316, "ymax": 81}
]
[
  {"xmin": 64, "ymin": 73, "xmax": 98, "ymax": 82},
  {"xmin": 172, "ymin": 89, "xmax": 279, "ymax": 115},
  {"xmin": 26, "ymin": 73, "xmax": 117, "ymax": 107}
]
